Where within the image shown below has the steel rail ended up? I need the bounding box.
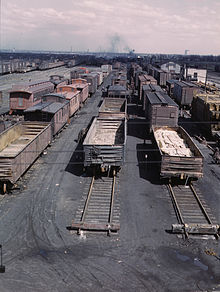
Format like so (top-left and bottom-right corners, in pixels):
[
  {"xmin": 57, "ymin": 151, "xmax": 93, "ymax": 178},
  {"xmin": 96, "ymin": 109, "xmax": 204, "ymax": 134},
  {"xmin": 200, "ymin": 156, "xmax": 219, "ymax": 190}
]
[
  {"xmin": 168, "ymin": 184, "xmax": 189, "ymax": 239},
  {"xmin": 78, "ymin": 175, "xmax": 95, "ymax": 234},
  {"xmin": 190, "ymin": 183, "xmax": 219, "ymax": 239},
  {"xmin": 107, "ymin": 175, "xmax": 116, "ymax": 236}
]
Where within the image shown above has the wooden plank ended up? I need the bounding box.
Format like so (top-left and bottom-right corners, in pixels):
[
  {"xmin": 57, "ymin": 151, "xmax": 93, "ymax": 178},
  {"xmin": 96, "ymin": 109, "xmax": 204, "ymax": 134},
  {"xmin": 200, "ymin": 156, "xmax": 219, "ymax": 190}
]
[
  {"xmin": 70, "ymin": 222, "xmax": 120, "ymax": 232},
  {"xmin": 172, "ymin": 223, "xmax": 219, "ymax": 235}
]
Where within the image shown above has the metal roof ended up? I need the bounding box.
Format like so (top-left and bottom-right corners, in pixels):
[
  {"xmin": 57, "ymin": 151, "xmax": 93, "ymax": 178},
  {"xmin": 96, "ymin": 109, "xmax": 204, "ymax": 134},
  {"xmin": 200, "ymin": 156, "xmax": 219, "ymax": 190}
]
[
  {"xmin": 174, "ymin": 81, "xmax": 198, "ymax": 88},
  {"xmin": 143, "ymin": 84, "xmax": 163, "ymax": 92},
  {"xmin": 108, "ymin": 85, "xmax": 127, "ymax": 91},
  {"xmin": 147, "ymin": 92, "xmax": 178, "ymax": 107},
  {"xmin": 24, "ymin": 101, "xmax": 68, "ymax": 114},
  {"xmin": 42, "ymin": 93, "xmax": 66, "ymax": 99}
]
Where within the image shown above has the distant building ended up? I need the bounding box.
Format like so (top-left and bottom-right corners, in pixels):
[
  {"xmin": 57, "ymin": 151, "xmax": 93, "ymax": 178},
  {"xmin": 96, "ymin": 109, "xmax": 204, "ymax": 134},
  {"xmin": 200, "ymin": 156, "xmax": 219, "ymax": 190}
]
[
  {"xmin": 160, "ymin": 62, "xmax": 181, "ymax": 74},
  {"xmin": 182, "ymin": 68, "xmax": 207, "ymax": 83}
]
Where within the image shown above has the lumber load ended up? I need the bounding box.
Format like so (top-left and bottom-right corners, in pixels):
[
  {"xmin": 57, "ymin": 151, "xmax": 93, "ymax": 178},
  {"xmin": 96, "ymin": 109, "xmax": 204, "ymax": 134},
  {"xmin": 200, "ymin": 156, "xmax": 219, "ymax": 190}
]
[{"xmin": 154, "ymin": 128, "xmax": 193, "ymax": 157}]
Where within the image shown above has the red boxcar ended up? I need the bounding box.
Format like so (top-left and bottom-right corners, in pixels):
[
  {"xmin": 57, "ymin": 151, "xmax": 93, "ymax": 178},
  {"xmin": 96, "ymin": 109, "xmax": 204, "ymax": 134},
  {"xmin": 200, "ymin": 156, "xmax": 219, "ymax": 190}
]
[
  {"xmin": 9, "ymin": 80, "xmax": 54, "ymax": 114},
  {"xmin": 71, "ymin": 79, "xmax": 89, "ymax": 105},
  {"xmin": 56, "ymin": 85, "xmax": 80, "ymax": 117}
]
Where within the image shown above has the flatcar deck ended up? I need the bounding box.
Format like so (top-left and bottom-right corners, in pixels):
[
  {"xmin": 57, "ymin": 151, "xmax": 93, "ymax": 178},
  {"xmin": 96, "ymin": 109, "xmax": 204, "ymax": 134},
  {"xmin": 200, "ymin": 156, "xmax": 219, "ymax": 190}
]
[
  {"xmin": 70, "ymin": 175, "xmax": 120, "ymax": 235},
  {"xmin": 168, "ymin": 183, "xmax": 219, "ymax": 239}
]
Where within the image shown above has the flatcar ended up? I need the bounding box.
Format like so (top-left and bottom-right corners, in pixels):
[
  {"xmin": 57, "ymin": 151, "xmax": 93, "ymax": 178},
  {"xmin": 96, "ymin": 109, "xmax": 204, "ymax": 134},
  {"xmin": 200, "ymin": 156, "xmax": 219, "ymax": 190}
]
[{"xmin": 9, "ymin": 80, "xmax": 54, "ymax": 114}]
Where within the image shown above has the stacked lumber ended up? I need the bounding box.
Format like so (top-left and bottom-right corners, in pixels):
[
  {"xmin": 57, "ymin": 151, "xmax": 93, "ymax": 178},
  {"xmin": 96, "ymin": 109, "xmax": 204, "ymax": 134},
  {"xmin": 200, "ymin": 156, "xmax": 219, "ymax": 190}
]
[{"xmin": 155, "ymin": 128, "xmax": 193, "ymax": 157}]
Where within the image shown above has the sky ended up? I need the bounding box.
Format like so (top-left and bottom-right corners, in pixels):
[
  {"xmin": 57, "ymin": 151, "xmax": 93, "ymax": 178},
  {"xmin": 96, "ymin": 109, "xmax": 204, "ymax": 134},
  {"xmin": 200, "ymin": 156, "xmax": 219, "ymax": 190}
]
[{"xmin": 1, "ymin": 0, "xmax": 220, "ymax": 55}]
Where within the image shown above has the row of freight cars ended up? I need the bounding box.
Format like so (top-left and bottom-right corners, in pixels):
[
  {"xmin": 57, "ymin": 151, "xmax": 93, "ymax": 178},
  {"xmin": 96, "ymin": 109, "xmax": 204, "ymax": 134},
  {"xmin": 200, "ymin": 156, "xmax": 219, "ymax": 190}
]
[
  {"xmin": 83, "ymin": 98, "xmax": 127, "ymax": 174},
  {"xmin": 130, "ymin": 62, "xmax": 220, "ymax": 138},
  {"xmin": 127, "ymin": 63, "xmax": 204, "ymax": 180},
  {"xmin": 0, "ymin": 67, "xmax": 111, "ymax": 192}
]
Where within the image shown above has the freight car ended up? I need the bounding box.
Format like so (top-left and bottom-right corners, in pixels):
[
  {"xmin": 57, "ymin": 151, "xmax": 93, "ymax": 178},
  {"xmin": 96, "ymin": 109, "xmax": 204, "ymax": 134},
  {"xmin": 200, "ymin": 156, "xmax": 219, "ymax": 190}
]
[
  {"xmin": 83, "ymin": 117, "xmax": 126, "ymax": 173},
  {"xmin": 152, "ymin": 126, "xmax": 204, "ymax": 180},
  {"xmin": 80, "ymin": 73, "xmax": 98, "ymax": 95},
  {"xmin": 152, "ymin": 68, "xmax": 172, "ymax": 87},
  {"xmin": 49, "ymin": 74, "xmax": 69, "ymax": 89},
  {"xmin": 71, "ymin": 79, "xmax": 89, "ymax": 106},
  {"xmin": 138, "ymin": 74, "xmax": 157, "ymax": 102},
  {"xmin": 191, "ymin": 93, "xmax": 220, "ymax": 137},
  {"xmin": 142, "ymin": 84, "xmax": 164, "ymax": 111},
  {"xmin": 108, "ymin": 85, "xmax": 129, "ymax": 98},
  {"xmin": 98, "ymin": 98, "xmax": 127, "ymax": 119},
  {"xmin": 56, "ymin": 85, "xmax": 81, "ymax": 116},
  {"xmin": 173, "ymin": 81, "xmax": 199, "ymax": 109},
  {"xmin": 0, "ymin": 121, "xmax": 51, "ymax": 192},
  {"xmin": 24, "ymin": 100, "xmax": 69, "ymax": 136},
  {"xmin": 9, "ymin": 80, "xmax": 55, "ymax": 114},
  {"xmin": 145, "ymin": 91, "xmax": 179, "ymax": 132}
]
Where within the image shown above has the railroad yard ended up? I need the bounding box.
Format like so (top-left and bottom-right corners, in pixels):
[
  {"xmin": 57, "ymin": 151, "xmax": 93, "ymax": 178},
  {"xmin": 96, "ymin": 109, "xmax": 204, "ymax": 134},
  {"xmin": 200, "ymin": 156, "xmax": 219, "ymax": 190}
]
[{"xmin": 0, "ymin": 62, "xmax": 220, "ymax": 292}]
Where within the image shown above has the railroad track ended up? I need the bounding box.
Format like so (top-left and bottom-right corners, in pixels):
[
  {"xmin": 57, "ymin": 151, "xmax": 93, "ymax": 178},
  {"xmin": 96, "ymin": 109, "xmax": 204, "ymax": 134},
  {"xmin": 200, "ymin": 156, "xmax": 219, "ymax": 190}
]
[
  {"xmin": 168, "ymin": 183, "xmax": 219, "ymax": 239},
  {"xmin": 70, "ymin": 175, "xmax": 120, "ymax": 235}
]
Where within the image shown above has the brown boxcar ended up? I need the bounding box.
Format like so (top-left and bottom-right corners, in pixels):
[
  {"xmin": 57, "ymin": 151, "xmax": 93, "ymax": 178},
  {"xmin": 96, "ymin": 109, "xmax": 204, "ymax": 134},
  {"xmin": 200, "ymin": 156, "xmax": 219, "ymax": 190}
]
[
  {"xmin": 9, "ymin": 80, "xmax": 54, "ymax": 114},
  {"xmin": 71, "ymin": 79, "xmax": 89, "ymax": 105},
  {"xmin": 108, "ymin": 85, "xmax": 129, "ymax": 98},
  {"xmin": 142, "ymin": 84, "xmax": 164, "ymax": 111},
  {"xmin": 138, "ymin": 74, "xmax": 157, "ymax": 101},
  {"xmin": 24, "ymin": 101, "xmax": 69, "ymax": 136},
  {"xmin": 153, "ymin": 68, "xmax": 172, "ymax": 87},
  {"xmin": 145, "ymin": 91, "xmax": 179, "ymax": 131},
  {"xmin": 152, "ymin": 126, "xmax": 204, "ymax": 179},
  {"xmin": 0, "ymin": 121, "xmax": 51, "ymax": 189},
  {"xmin": 173, "ymin": 81, "xmax": 199, "ymax": 108},
  {"xmin": 56, "ymin": 85, "xmax": 80, "ymax": 116}
]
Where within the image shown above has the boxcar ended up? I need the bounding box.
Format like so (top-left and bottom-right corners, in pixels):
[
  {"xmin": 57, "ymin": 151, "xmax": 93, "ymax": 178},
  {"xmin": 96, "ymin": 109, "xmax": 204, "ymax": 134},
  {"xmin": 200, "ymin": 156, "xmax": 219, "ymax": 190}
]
[
  {"xmin": 83, "ymin": 117, "xmax": 126, "ymax": 172},
  {"xmin": 98, "ymin": 98, "xmax": 127, "ymax": 119},
  {"xmin": 49, "ymin": 74, "xmax": 69, "ymax": 89},
  {"xmin": 0, "ymin": 121, "xmax": 51, "ymax": 190},
  {"xmin": 173, "ymin": 81, "xmax": 199, "ymax": 108},
  {"xmin": 24, "ymin": 101, "xmax": 69, "ymax": 136},
  {"xmin": 56, "ymin": 84, "xmax": 80, "ymax": 116},
  {"xmin": 152, "ymin": 126, "xmax": 204, "ymax": 179},
  {"xmin": 71, "ymin": 79, "xmax": 89, "ymax": 105},
  {"xmin": 108, "ymin": 85, "xmax": 128, "ymax": 98},
  {"xmin": 142, "ymin": 84, "xmax": 164, "ymax": 111},
  {"xmin": 80, "ymin": 74, "xmax": 97, "ymax": 94},
  {"xmin": 153, "ymin": 68, "xmax": 172, "ymax": 87},
  {"xmin": 138, "ymin": 74, "xmax": 157, "ymax": 101},
  {"xmin": 145, "ymin": 91, "xmax": 179, "ymax": 131},
  {"xmin": 9, "ymin": 80, "xmax": 55, "ymax": 114}
]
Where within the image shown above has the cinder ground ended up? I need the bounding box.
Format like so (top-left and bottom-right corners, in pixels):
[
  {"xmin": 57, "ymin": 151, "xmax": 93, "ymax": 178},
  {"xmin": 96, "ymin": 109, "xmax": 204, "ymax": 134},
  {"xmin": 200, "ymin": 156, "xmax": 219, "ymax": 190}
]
[{"xmin": 0, "ymin": 70, "xmax": 219, "ymax": 292}]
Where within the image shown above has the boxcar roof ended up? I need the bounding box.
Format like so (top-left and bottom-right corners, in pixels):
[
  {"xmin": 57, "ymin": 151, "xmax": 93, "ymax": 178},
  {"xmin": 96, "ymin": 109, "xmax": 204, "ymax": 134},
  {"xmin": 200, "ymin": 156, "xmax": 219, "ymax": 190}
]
[
  {"xmin": 147, "ymin": 92, "xmax": 178, "ymax": 107},
  {"xmin": 143, "ymin": 84, "xmax": 163, "ymax": 92},
  {"xmin": 108, "ymin": 85, "xmax": 127, "ymax": 91},
  {"xmin": 174, "ymin": 81, "xmax": 198, "ymax": 88},
  {"xmin": 25, "ymin": 101, "xmax": 68, "ymax": 114},
  {"xmin": 11, "ymin": 81, "xmax": 54, "ymax": 94}
]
